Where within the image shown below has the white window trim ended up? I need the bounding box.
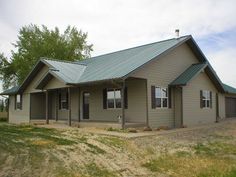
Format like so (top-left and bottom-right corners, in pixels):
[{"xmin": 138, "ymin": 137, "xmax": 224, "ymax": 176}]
[
  {"xmin": 107, "ymin": 88, "xmax": 121, "ymax": 109},
  {"xmin": 60, "ymin": 99, "xmax": 68, "ymax": 110},
  {"xmin": 60, "ymin": 90, "xmax": 68, "ymax": 110},
  {"xmin": 202, "ymin": 90, "xmax": 211, "ymax": 109},
  {"xmin": 15, "ymin": 94, "xmax": 22, "ymax": 110},
  {"xmin": 155, "ymin": 86, "xmax": 168, "ymax": 109}
]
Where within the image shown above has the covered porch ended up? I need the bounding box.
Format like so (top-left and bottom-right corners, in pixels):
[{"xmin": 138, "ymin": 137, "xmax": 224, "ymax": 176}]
[{"xmin": 30, "ymin": 77, "xmax": 148, "ymax": 129}]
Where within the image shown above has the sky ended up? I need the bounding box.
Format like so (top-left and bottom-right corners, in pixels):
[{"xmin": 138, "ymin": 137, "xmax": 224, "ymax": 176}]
[{"xmin": 0, "ymin": 0, "xmax": 236, "ymax": 95}]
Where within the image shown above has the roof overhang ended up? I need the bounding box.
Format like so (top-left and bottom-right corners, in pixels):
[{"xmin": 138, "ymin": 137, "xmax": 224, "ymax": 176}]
[
  {"xmin": 170, "ymin": 63, "xmax": 207, "ymax": 86},
  {"xmin": 0, "ymin": 86, "xmax": 19, "ymax": 95},
  {"xmin": 223, "ymin": 84, "xmax": 236, "ymax": 95}
]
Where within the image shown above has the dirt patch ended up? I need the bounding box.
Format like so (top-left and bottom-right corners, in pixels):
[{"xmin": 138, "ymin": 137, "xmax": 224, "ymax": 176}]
[{"xmin": 0, "ymin": 120, "xmax": 236, "ymax": 177}]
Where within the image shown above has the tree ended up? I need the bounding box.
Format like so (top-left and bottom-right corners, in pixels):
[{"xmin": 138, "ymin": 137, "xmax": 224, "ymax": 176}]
[{"xmin": 0, "ymin": 24, "xmax": 93, "ymax": 89}]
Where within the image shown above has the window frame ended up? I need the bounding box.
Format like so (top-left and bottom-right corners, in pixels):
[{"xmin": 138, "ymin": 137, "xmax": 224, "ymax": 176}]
[
  {"xmin": 202, "ymin": 90, "xmax": 211, "ymax": 108},
  {"xmin": 106, "ymin": 88, "xmax": 121, "ymax": 109},
  {"xmin": 15, "ymin": 94, "xmax": 22, "ymax": 110},
  {"xmin": 155, "ymin": 86, "xmax": 168, "ymax": 109},
  {"xmin": 59, "ymin": 90, "xmax": 68, "ymax": 110}
]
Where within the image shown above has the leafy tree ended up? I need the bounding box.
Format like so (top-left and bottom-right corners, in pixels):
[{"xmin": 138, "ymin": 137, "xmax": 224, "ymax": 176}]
[{"xmin": 0, "ymin": 24, "xmax": 93, "ymax": 89}]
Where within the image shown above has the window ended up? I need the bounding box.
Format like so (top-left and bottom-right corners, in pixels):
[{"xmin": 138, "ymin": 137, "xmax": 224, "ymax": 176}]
[
  {"xmin": 155, "ymin": 87, "xmax": 168, "ymax": 108},
  {"xmin": 107, "ymin": 89, "xmax": 121, "ymax": 109},
  {"xmin": 15, "ymin": 94, "xmax": 22, "ymax": 110},
  {"xmin": 202, "ymin": 90, "xmax": 211, "ymax": 108},
  {"xmin": 59, "ymin": 90, "xmax": 68, "ymax": 110}
]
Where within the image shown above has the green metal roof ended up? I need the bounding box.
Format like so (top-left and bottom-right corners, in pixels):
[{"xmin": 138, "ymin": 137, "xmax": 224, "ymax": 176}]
[
  {"xmin": 42, "ymin": 59, "xmax": 86, "ymax": 83},
  {"xmin": 34, "ymin": 36, "xmax": 190, "ymax": 85},
  {"xmin": 170, "ymin": 63, "xmax": 207, "ymax": 86},
  {"xmin": 0, "ymin": 86, "xmax": 19, "ymax": 95},
  {"xmin": 223, "ymin": 83, "xmax": 236, "ymax": 94},
  {"xmin": 74, "ymin": 36, "xmax": 190, "ymax": 84},
  {"xmin": 0, "ymin": 35, "xmax": 229, "ymax": 94}
]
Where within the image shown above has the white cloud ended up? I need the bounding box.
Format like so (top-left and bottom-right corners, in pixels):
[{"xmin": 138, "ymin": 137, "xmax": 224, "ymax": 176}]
[
  {"xmin": 0, "ymin": 0, "xmax": 236, "ymax": 90},
  {"xmin": 207, "ymin": 47, "xmax": 236, "ymax": 87},
  {"xmin": 1, "ymin": 0, "xmax": 236, "ymax": 55}
]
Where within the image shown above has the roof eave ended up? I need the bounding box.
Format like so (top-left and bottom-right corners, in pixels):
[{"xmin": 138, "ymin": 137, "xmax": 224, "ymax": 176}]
[{"xmin": 68, "ymin": 77, "xmax": 123, "ymax": 86}]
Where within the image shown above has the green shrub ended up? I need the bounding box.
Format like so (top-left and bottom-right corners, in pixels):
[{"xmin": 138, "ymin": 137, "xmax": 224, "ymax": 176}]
[{"xmin": 0, "ymin": 117, "xmax": 7, "ymax": 122}]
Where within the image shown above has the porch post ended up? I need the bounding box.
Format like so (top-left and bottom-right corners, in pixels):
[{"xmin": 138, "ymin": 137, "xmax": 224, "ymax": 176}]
[
  {"xmin": 7, "ymin": 98, "xmax": 9, "ymax": 123},
  {"xmin": 121, "ymin": 80, "xmax": 126, "ymax": 129},
  {"xmin": 68, "ymin": 87, "xmax": 71, "ymax": 126},
  {"xmin": 181, "ymin": 87, "xmax": 183, "ymax": 126},
  {"xmin": 46, "ymin": 90, "xmax": 49, "ymax": 124},
  {"xmin": 145, "ymin": 79, "xmax": 149, "ymax": 127},
  {"xmin": 78, "ymin": 87, "xmax": 81, "ymax": 122},
  {"xmin": 55, "ymin": 89, "xmax": 58, "ymax": 121}
]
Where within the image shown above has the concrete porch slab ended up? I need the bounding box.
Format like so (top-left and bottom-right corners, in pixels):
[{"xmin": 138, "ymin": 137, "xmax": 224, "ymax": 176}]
[{"xmin": 30, "ymin": 119, "xmax": 145, "ymax": 129}]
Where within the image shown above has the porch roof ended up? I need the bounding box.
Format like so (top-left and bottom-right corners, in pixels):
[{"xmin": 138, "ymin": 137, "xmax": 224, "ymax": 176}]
[
  {"xmin": 0, "ymin": 86, "xmax": 19, "ymax": 95},
  {"xmin": 223, "ymin": 83, "xmax": 236, "ymax": 95},
  {"xmin": 170, "ymin": 63, "xmax": 207, "ymax": 86}
]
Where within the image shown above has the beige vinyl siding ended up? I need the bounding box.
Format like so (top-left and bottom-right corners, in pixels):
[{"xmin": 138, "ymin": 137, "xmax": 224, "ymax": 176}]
[
  {"xmin": 71, "ymin": 87, "xmax": 79, "ymax": 121},
  {"xmin": 9, "ymin": 65, "xmax": 49, "ymax": 124},
  {"xmin": 43, "ymin": 76, "xmax": 68, "ymax": 120},
  {"xmin": 46, "ymin": 87, "xmax": 79, "ymax": 121},
  {"xmin": 174, "ymin": 87, "xmax": 182, "ymax": 128},
  {"xmin": 182, "ymin": 72, "xmax": 217, "ymax": 126},
  {"xmin": 218, "ymin": 93, "xmax": 225, "ymax": 119},
  {"xmin": 48, "ymin": 91, "xmax": 56, "ymax": 120},
  {"xmin": 125, "ymin": 79, "xmax": 146, "ymax": 123},
  {"xmin": 58, "ymin": 110, "xmax": 68, "ymax": 120},
  {"xmin": 131, "ymin": 43, "xmax": 199, "ymax": 128},
  {"xmin": 9, "ymin": 94, "xmax": 30, "ymax": 124},
  {"xmin": 43, "ymin": 77, "xmax": 67, "ymax": 90},
  {"xmin": 80, "ymin": 84, "xmax": 121, "ymax": 122},
  {"xmin": 30, "ymin": 92, "xmax": 46, "ymax": 119},
  {"xmin": 79, "ymin": 79, "xmax": 147, "ymax": 123},
  {"xmin": 24, "ymin": 66, "xmax": 49, "ymax": 93}
]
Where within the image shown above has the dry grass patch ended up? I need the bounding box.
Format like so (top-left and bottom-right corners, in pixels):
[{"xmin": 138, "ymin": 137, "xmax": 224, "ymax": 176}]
[
  {"xmin": 30, "ymin": 139, "xmax": 55, "ymax": 147},
  {"xmin": 85, "ymin": 163, "xmax": 117, "ymax": 177},
  {"xmin": 96, "ymin": 136, "xmax": 127, "ymax": 149},
  {"xmin": 143, "ymin": 153, "xmax": 235, "ymax": 177}
]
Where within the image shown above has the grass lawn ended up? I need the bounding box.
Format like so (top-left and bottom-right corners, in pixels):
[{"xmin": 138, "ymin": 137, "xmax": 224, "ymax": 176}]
[{"xmin": 0, "ymin": 121, "xmax": 236, "ymax": 177}]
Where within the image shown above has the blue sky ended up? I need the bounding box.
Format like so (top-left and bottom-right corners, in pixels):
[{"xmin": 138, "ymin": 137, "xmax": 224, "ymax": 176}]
[
  {"xmin": 198, "ymin": 29, "xmax": 236, "ymax": 52},
  {"xmin": 0, "ymin": 0, "xmax": 236, "ymax": 95}
]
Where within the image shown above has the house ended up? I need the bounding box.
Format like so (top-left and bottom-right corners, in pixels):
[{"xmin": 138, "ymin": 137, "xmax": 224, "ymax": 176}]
[{"xmin": 1, "ymin": 35, "xmax": 236, "ymax": 129}]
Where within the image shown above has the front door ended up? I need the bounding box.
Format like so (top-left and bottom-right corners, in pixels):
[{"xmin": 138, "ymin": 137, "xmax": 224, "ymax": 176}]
[{"xmin": 83, "ymin": 92, "xmax": 90, "ymax": 119}]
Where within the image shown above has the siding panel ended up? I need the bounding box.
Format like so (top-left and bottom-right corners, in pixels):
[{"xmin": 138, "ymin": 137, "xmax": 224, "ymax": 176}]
[
  {"xmin": 125, "ymin": 79, "xmax": 146, "ymax": 123},
  {"xmin": 182, "ymin": 72, "xmax": 217, "ymax": 126},
  {"xmin": 218, "ymin": 93, "xmax": 225, "ymax": 119},
  {"xmin": 9, "ymin": 94, "xmax": 30, "ymax": 124},
  {"xmin": 131, "ymin": 43, "xmax": 199, "ymax": 128}
]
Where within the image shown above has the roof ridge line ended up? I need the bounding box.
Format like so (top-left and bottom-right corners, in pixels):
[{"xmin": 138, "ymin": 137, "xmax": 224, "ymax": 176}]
[
  {"xmin": 80, "ymin": 35, "xmax": 192, "ymax": 61},
  {"xmin": 41, "ymin": 57, "xmax": 87, "ymax": 66}
]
